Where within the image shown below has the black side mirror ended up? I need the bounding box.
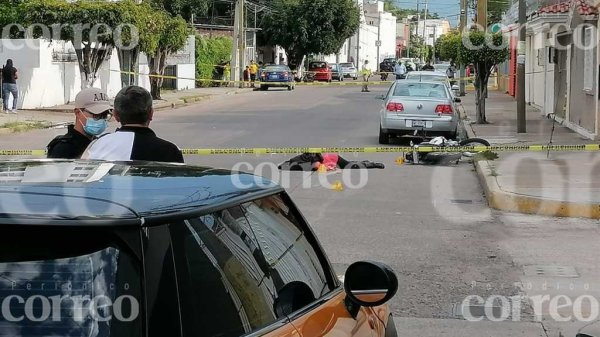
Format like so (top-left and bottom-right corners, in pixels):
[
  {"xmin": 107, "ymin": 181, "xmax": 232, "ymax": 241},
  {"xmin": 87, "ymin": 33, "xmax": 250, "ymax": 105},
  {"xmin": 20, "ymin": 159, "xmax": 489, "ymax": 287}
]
[
  {"xmin": 376, "ymin": 94, "xmax": 385, "ymax": 100},
  {"xmin": 454, "ymin": 97, "xmax": 462, "ymax": 103},
  {"xmin": 343, "ymin": 261, "xmax": 398, "ymax": 318}
]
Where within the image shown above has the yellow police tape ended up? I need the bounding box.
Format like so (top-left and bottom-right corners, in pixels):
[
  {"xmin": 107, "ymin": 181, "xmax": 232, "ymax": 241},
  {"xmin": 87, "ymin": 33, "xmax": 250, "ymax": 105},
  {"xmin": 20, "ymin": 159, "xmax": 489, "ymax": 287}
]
[
  {"xmin": 113, "ymin": 69, "xmax": 492, "ymax": 87},
  {"xmin": 1, "ymin": 144, "xmax": 599, "ymax": 157}
]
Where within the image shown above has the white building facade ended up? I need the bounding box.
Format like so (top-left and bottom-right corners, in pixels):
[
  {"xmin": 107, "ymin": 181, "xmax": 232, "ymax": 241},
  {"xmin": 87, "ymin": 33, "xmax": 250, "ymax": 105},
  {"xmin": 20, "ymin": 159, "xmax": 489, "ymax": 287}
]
[
  {"xmin": 0, "ymin": 36, "xmax": 196, "ymax": 109},
  {"xmin": 413, "ymin": 19, "xmax": 451, "ymax": 46},
  {"xmin": 325, "ymin": 0, "xmax": 397, "ymax": 70}
]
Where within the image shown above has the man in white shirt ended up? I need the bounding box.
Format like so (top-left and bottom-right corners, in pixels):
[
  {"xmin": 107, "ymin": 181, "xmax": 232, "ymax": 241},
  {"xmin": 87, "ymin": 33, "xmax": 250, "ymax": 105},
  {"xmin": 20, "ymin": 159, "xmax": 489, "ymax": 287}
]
[{"xmin": 394, "ymin": 61, "xmax": 407, "ymax": 80}]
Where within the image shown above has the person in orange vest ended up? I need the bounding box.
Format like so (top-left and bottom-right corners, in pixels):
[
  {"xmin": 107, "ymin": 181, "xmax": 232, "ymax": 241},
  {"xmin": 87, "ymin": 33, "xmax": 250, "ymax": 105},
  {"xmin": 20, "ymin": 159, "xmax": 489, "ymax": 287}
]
[{"xmin": 249, "ymin": 60, "xmax": 258, "ymax": 87}]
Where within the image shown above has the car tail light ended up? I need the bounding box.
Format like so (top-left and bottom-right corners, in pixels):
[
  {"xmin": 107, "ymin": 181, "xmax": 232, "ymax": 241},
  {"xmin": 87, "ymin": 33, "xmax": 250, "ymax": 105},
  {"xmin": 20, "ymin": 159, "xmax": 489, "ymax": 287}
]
[
  {"xmin": 435, "ymin": 104, "xmax": 453, "ymax": 114},
  {"xmin": 283, "ymin": 72, "xmax": 288, "ymax": 77},
  {"xmin": 386, "ymin": 102, "xmax": 404, "ymax": 112}
]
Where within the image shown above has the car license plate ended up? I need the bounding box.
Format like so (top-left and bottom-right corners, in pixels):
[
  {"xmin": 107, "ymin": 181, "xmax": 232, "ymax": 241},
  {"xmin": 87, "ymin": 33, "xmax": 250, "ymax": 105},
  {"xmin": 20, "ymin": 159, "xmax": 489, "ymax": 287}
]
[
  {"xmin": 270, "ymin": 75, "xmax": 279, "ymax": 79},
  {"xmin": 412, "ymin": 120, "xmax": 426, "ymax": 127}
]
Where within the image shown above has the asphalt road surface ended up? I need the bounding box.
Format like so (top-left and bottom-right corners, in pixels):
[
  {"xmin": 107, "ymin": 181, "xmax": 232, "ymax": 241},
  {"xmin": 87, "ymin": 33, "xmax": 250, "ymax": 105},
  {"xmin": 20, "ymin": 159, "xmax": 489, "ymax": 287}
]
[
  {"xmin": 3, "ymin": 85, "xmax": 599, "ymax": 336},
  {"xmin": 149, "ymin": 85, "xmax": 531, "ymax": 321}
]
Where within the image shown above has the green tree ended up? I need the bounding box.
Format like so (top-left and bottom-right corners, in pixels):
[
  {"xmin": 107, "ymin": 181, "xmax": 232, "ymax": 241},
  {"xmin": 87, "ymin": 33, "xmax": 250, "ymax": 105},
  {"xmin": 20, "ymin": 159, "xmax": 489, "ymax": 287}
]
[
  {"xmin": 195, "ymin": 35, "xmax": 232, "ymax": 87},
  {"xmin": 23, "ymin": 0, "xmax": 129, "ymax": 88},
  {"xmin": 0, "ymin": 0, "xmax": 26, "ymax": 38},
  {"xmin": 113, "ymin": 1, "xmax": 162, "ymax": 88},
  {"xmin": 147, "ymin": 0, "xmax": 209, "ymax": 22},
  {"xmin": 146, "ymin": 13, "xmax": 190, "ymax": 99},
  {"xmin": 384, "ymin": 1, "xmax": 439, "ymax": 20},
  {"xmin": 457, "ymin": 31, "xmax": 508, "ymax": 123},
  {"xmin": 261, "ymin": 0, "xmax": 360, "ymax": 70},
  {"xmin": 407, "ymin": 34, "xmax": 425, "ymax": 59},
  {"xmin": 436, "ymin": 32, "xmax": 461, "ymax": 63}
]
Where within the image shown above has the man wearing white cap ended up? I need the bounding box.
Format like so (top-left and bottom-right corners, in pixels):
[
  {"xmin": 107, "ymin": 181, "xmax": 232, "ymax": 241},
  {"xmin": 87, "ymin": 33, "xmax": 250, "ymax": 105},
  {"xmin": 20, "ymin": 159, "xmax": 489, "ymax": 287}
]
[{"xmin": 47, "ymin": 88, "xmax": 113, "ymax": 159}]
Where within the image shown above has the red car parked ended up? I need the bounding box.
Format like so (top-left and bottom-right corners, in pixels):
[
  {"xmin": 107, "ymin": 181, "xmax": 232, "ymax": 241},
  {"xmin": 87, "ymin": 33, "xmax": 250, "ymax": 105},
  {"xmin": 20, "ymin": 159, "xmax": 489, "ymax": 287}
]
[{"xmin": 309, "ymin": 61, "xmax": 333, "ymax": 82}]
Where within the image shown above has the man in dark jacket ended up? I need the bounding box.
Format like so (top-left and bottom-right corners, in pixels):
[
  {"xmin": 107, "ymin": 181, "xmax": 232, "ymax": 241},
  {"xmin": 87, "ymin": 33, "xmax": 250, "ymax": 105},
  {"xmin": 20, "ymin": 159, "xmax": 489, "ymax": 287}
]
[
  {"xmin": 47, "ymin": 88, "xmax": 113, "ymax": 159},
  {"xmin": 2, "ymin": 59, "xmax": 19, "ymax": 114},
  {"xmin": 82, "ymin": 85, "xmax": 184, "ymax": 163},
  {"xmin": 421, "ymin": 61, "xmax": 435, "ymax": 71}
]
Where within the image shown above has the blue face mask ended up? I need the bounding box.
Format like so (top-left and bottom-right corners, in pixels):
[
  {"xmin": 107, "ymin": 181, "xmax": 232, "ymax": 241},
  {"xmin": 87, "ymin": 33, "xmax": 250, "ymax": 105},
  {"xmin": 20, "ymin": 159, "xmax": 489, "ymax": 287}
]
[{"xmin": 82, "ymin": 118, "xmax": 108, "ymax": 136}]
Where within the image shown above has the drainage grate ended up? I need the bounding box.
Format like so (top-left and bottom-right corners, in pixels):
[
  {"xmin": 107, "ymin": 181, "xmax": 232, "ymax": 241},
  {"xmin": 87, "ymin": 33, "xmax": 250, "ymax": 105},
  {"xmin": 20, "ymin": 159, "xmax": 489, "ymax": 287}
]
[{"xmin": 523, "ymin": 265, "xmax": 579, "ymax": 278}]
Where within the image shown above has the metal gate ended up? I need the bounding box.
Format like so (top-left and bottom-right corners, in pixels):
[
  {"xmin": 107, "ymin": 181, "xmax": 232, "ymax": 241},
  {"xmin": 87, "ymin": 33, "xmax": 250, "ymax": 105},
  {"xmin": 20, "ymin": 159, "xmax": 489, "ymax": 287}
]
[{"xmin": 162, "ymin": 65, "xmax": 177, "ymax": 90}]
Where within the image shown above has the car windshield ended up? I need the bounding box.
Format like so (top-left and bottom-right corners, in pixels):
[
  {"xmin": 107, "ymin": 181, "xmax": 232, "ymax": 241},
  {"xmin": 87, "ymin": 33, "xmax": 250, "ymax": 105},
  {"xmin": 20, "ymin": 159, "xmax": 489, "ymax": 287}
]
[
  {"xmin": 0, "ymin": 227, "xmax": 142, "ymax": 337},
  {"xmin": 393, "ymin": 82, "xmax": 448, "ymax": 98},
  {"xmin": 309, "ymin": 62, "xmax": 327, "ymax": 69},
  {"xmin": 339, "ymin": 63, "xmax": 354, "ymax": 68}
]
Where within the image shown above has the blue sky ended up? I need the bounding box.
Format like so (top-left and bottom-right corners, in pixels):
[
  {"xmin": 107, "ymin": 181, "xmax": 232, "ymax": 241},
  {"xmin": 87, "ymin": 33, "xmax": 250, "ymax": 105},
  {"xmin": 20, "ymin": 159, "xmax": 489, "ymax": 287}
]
[{"xmin": 389, "ymin": 0, "xmax": 462, "ymax": 27}]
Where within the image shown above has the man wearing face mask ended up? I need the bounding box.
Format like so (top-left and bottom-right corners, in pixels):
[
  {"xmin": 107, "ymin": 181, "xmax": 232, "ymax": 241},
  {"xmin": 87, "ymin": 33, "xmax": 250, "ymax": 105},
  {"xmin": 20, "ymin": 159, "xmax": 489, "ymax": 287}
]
[
  {"xmin": 46, "ymin": 88, "xmax": 113, "ymax": 159},
  {"xmin": 82, "ymin": 85, "xmax": 184, "ymax": 163}
]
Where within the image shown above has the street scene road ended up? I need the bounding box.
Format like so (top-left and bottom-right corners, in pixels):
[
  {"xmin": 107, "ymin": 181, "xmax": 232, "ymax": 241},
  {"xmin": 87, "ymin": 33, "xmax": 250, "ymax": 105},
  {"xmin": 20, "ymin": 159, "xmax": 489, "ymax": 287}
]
[{"xmin": 3, "ymin": 85, "xmax": 599, "ymax": 336}]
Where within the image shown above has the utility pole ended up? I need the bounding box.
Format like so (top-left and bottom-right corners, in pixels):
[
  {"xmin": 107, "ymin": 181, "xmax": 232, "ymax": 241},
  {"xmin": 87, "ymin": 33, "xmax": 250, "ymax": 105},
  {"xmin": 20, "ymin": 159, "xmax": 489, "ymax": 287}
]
[
  {"xmin": 406, "ymin": 23, "xmax": 410, "ymax": 58},
  {"xmin": 416, "ymin": 0, "xmax": 420, "ymax": 60},
  {"xmin": 376, "ymin": 10, "xmax": 381, "ymax": 71},
  {"xmin": 422, "ymin": 0, "xmax": 428, "ymax": 63},
  {"xmin": 517, "ymin": 0, "xmax": 526, "ymax": 132},
  {"xmin": 431, "ymin": 25, "xmax": 436, "ymax": 63},
  {"xmin": 477, "ymin": 0, "xmax": 488, "ymax": 30},
  {"xmin": 356, "ymin": 28, "xmax": 360, "ymax": 66},
  {"xmin": 231, "ymin": 0, "xmax": 244, "ymax": 87},
  {"xmin": 458, "ymin": 0, "xmax": 467, "ymax": 96},
  {"xmin": 239, "ymin": 0, "xmax": 245, "ymax": 79}
]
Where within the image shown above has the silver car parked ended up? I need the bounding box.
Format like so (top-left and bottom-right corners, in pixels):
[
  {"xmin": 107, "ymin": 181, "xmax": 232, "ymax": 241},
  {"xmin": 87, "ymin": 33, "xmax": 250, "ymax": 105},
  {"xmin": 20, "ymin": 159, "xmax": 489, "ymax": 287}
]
[
  {"xmin": 378, "ymin": 80, "xmax": 461, "ymax": 144},
  {"xmin": 339, "ymin": 62, "xmax": 358, "ymax": 80},
  {"xmin": 405, "ymin": 71, "xmax": 460, "ymax": 100}
]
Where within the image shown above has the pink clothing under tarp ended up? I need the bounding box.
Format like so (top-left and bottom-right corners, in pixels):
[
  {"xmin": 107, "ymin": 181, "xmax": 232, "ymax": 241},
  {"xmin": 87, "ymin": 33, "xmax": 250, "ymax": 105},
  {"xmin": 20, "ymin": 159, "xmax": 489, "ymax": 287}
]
[{"xmin": 311, "ymin": 153, "xmax": 339, "ymax": 171}]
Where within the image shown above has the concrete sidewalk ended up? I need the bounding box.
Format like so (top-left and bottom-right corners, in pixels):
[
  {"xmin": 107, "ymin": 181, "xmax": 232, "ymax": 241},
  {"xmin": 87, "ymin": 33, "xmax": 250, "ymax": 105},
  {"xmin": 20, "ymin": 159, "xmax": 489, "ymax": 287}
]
[
  {"xmin": 461, "ymin": 90, "xmax": 600, "ymax": 219},
  {"xmin": 0, "ymin": 87, "xmax": 252, "ymax": 132}
]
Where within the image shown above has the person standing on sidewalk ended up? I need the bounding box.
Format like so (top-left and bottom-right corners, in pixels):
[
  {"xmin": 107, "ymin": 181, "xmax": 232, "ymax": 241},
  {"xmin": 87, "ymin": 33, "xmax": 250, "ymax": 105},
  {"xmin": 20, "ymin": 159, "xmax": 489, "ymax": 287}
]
[
  {"xmin": 249, "ymin": 60, "xmax": 258, "ymax": 88},
  {"xmin": 223, "ymin": 61, "xmax": 230, "ymax": 87},
  {"xmin": 360, "ymin": 60, "xmax": 372, "ymax": 92},
  {"xmin": 2, "ymin": 59, "xmax": 19, "ymax": 114},
  {"xmin": 47, "ymin": 88, "xmax": 113, "ymax": 159},
  {"xmin": 82, "ymin": 85, "xmax": 184, "ymax": 163},
  {"xmin": 446, "ymin": 63, "xmax": 457, "ymax": 86},
  {"xmin": 243, "ymin": 66, "xmax": 250, "ymax": 87}
]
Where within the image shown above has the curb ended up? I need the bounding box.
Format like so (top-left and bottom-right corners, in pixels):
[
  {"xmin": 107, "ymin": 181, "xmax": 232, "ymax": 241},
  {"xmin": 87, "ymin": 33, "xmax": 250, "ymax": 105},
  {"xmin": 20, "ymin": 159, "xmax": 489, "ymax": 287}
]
[
  {"xmin": 24, "ymin": 88, "xmax": 252, "ymax": 115},
  {"xmin": 463, "ymin": 107, "xmax": 600, "ymax": 219},
  {"xmin": 474, "ymin": 159, "xmax": 600, "ymax": 219}
]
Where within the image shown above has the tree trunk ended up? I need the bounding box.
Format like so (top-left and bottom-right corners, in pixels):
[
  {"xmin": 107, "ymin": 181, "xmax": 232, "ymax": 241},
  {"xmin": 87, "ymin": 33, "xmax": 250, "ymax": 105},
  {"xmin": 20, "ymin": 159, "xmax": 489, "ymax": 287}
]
[
  {"xmin": 474, "ymin": 63, "xmax": 491, "ymax": 124},
  {"xmin": 117, "ymin": 48, "xmax": 140, "ymax": 88},
  {"xmin": 286, "ymin": 49, "xmax": 304, "ymax": 71},
  {"xmin": 75, "ymin": 43, "xmax": 110, "ymax": 89},
  {"xmin": 475, "ymin": 78, "xmax": 483, "ymax": 124},
  {"xmin": 148, "ymin": 49, "xmax": 168, "ymax": 100}
]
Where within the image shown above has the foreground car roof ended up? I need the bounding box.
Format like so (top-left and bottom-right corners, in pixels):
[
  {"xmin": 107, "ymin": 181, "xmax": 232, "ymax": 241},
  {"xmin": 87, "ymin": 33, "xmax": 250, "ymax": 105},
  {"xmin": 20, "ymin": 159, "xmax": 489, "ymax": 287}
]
[{"xmin": 0, "ymin": 160, "xmax": 280, "ymax": 225}]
